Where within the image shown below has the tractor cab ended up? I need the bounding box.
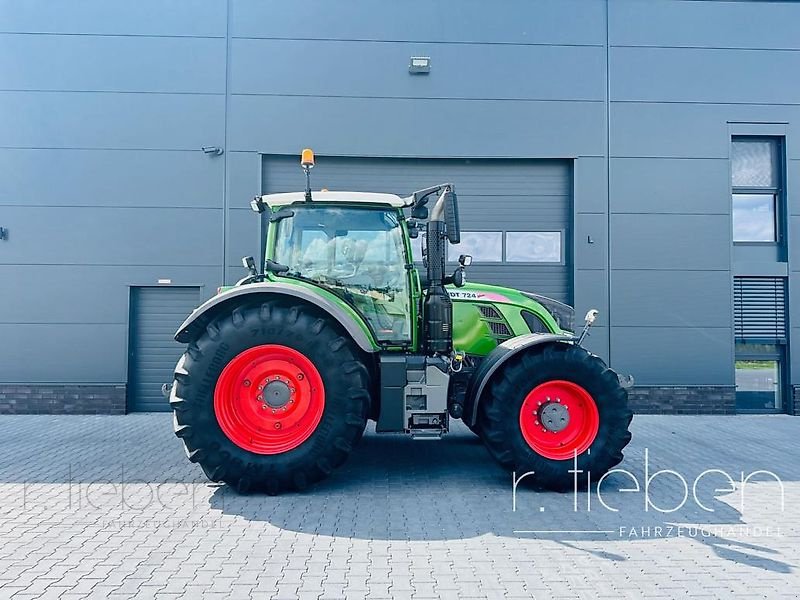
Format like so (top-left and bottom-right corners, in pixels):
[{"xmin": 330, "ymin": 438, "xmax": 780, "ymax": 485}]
[{"xmin": 270, "ymin": 201, "xmax": 414, "ymax": 344}]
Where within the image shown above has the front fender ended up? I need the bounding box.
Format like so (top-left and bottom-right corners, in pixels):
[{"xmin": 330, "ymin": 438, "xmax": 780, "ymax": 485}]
[
  {"xmin": 174, "ymin": 282, "xmax": 379, "ymax": 353},
  {"xmin": 464, "ymin": 333, "xmax": 577, "ymax": 426}
]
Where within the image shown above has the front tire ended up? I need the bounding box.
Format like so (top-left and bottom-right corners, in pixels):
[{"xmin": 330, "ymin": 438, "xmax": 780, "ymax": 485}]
[
  {"xmin": 170, "ymin": 301, "xmax": 371, "ymax": 494},
  {"xmin": 478, "ymin": 343, "xmax": 632, "ymax": 491}
]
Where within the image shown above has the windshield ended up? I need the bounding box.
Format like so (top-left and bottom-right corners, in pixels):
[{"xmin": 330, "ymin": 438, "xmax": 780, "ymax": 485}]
[{"xmin": 273, "ymin": 205, "xmax": 412, "ymax": 343}]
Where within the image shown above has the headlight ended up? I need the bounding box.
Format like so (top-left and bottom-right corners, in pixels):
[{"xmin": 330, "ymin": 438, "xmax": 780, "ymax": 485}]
[{"xmin": 522, "ymin": 292, "xmax": 575, "ymax": 333}]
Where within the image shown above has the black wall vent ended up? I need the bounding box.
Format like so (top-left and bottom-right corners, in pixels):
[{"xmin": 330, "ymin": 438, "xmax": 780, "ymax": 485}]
[{"xmin": 734, "ymin": 277, "xmax": 787, "ymax": 342}]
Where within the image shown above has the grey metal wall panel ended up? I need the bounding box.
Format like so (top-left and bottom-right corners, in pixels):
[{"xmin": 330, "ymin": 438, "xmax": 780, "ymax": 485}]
[
  {"xmin": 0, "ymin": 323, "xmax": 127, "ymax": 383},
  {"xmin": 230, "ymin": 0, "xmax": 606, "ymax": 45},
  {"xmin": 0, "ymin": 265, "xmax": 215, "ymax": 324},
  {"xmin": 3, "ymin": 0, "xmax": 798, "ymax": 398},
  {"xmin": 581, "ymin": 326, "xmax": 608, "ymax": 363},
  {"xmin": 611, "ymin": 270, "xmax": 733, "ymax": 329},
  {"xmin": 464, "ymin": 266, "xmax": 571, "ymax": 302},
  {"xmin": 259, "ymin": 155, "xmax": 572, "ymax": 302},
  {"xmin": 792, "ymin": 327, "xmax": 800, "ymax": 386},
  {"xmin": 790, "ymin": 277, "xmax": 800, "ymax": 386},
  {"xmin": 226, "ymin": 151, "xmax": 262, "ymax": 210},
  {"xmin": 611, "ymin": 47, "xmax": 800, "ymax": 105},
  {"xmin": 0, "ymin": 34, "xmax": 226, "ymax": 94},
  {"xmin": 610, "ymin": 103, "xmax": 729, "ymax": 159},
  {"xmin": 226, "ymin": 208, "xmax": 260, "ymax": 270},
  {"xmin": 791, "ymin": 159, "xmax": 800, "ymax": 191},
  {"xmin": 610, "ymin": 158, "xmax": 729, "ymax": 215},
  {"xmin": 230, "ymin": 39, "xmax": 605, "ymax": 101},
  {"xmin": 0, "ymin": 149, "xmax": 223, "ymax": 208},
  {"xmin": 574, "ymin": 214, "xmax": 606, "ymax": 271},
  {"xmin": 0, "ymin": 0, "xmax": 226, "ymax": 37},
  {"xmin": 228, "ymin": 95, "xmax": 605, "ymax": 157},
  {"xmin": 0, "ymin": 91, "xmax": 225, "ymax": 150},
  {"xmin": 610, "ymin": 214, "xmax": 731, "ymax": 271},
  {"xmin": 0, "ymin": 207, "xmax": 222, "ymax": 266},
  {"xmin": 574, "ymin": 269, "xmax": 609, "ymax": 329},
  {"xmin": 573, "ymin": 268, "xmax": 609, "ymax": 360},
  {"xmin": 612, "ymin": 326, "xmax": 734, "ymax": 386},
  {"xmin": 128, "ymin": 286, "xmax": 201, "ymax": 412},
  {"xmin": 573, "ymin": 157, "xmax": 607, "ymax": 214},
  {"xmin": 790, "ymin": 217, "xmax": 800, "ymax": 266},
  {"xmin": 609, "ymin": 0, "xmax": 800, "ymax": 50},
  {"xmin": 611, "ymin": 103, "xmax": 800, "ymax": 159}
]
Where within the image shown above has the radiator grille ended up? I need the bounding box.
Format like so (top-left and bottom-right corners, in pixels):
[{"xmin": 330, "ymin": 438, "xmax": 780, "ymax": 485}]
[
  {"xmin": 734, "ymin": 277, "xmax": 787, "ymax": 342},
  {"xmin": 488, "ymin": 320, "xmax": 512, "ymax": 338},
  {"xmin": 477, "ymin": 304, "xmax": 512, "ymax": 341},
  {"xmin": 478, "ymin": 305, "xmax": 502, "ymax": 319}
]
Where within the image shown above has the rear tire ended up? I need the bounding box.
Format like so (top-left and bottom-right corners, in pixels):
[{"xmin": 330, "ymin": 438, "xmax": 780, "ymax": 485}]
[
  {"xmin": 170, "ymin": 300, "xmax": 371, "ymax": 494},
  {"xmin": 478, "ymin": 343, "xmax": 632, "ymax": 491}
]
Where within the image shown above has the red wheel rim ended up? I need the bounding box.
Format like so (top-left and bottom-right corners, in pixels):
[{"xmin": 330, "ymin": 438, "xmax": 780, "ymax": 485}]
[
  {"xmin": 519, "ymin": 380, "xmax": 599, "ymax": 460},
  {"xmin": 214, "ymin": 344, "xmax": 325, "ymax": 454}
]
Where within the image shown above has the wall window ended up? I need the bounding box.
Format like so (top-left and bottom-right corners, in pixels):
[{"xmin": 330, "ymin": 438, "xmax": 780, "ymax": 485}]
[
  {"xmin": 506, "ymin": 231, "xmax": 562, "ymax": 263},
  {"xmin": 731, "ymin": 138, "xmax": 783, "ymax": 243},
  {"xmin": 448, "ymin": 231, "xmax": 503, "ymax": 262},
  {"xmin": 439, "ymin": 231, "xmax": 564, "ymax": 263},
  {"xmin": 735, "ymin": 344, "xmax": 784, "ymax": 412}
]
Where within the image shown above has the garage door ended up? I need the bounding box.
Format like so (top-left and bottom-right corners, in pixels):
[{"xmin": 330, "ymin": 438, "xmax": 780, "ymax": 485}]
[
  {"xmin": 262, "ymin": 156, "xmax": 572, "ymax": 302},
  {"xmin": 128, "ymin": 286, "xmax": 201, "ymax": 412}
]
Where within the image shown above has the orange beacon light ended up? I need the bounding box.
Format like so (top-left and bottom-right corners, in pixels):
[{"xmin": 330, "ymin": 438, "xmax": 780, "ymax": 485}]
[{"xmin": 301, "ymin": 148, "xmax": 315, "ymax": 169}]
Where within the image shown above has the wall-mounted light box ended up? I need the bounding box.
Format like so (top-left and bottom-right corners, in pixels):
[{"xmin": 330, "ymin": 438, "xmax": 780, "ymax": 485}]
[{"xmin": 409, "ymin": 56, "xmax": 431, "ymax": 74}]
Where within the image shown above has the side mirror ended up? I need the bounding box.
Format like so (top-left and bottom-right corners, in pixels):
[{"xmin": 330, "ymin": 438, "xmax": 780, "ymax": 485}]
[
  {"xmin": 411, "ymin": 204, "xmax": 429, "ymax": 220},
  {"xmin": 444, "ymin": 190, "xmax": 460, "ymax": 244},
  {"xmin": 458, "ymin": 254, "xmax": 472, "ymax": 267},
  {"xmin": 577, "ymin": 309, "xmax": 600, "ymax": 345},
  {"xmin": 451, "ymin": 267, "xmax": 466, "ymax": 287},
  {"xmin": 242, "ymin": 255, "xmax": 258, "ymax": 276}
]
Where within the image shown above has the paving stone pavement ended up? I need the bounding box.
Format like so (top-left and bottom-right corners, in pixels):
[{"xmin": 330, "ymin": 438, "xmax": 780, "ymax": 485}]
[{"xmin": 0, "ymin": 414, "xmax": 798, "ymax": 599}]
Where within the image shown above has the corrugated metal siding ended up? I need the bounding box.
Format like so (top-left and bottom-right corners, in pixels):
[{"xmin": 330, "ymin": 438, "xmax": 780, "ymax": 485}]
[
  {"xmin": 262, "ymin": 155, "xmax": 573, "ymax": 303},
  {"xmin": 734, "ymin": 277, "xmax": 787, "ymax": 342},
  {"xmin": 128, "ymin": 286, "xmax": 200, "ymax": 412}
]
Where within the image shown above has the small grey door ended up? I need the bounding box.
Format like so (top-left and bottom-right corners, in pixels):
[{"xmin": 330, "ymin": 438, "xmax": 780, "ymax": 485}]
[{"xmin": 128, "ymin": 286, "xmax": 201, "ymax": 412}]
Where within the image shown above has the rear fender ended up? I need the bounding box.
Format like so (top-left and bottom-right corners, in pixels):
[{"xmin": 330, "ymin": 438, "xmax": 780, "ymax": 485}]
[
  {"xmin": 174, "ymin": 282, "xmax": 379, "ymax": 353},
  {"xmin": 464, "ymin": 333, "xmax": 577, "ymax": 426}
]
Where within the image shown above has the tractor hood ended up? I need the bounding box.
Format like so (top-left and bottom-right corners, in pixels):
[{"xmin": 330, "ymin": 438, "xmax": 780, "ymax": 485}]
[{"xmin": 446, "ymin": 282, "xmax": 575, "ymax": 334}]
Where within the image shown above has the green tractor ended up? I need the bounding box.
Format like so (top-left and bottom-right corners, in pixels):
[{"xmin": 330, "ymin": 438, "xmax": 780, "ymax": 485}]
[{"xmin": 170, "ymin": 150, "xmax": 632, "ymax": 494}]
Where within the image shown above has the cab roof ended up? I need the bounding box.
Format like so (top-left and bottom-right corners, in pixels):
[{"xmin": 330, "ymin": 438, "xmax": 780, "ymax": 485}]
[{"xmin": 259, "ymin": 191, "xmax": 409, "ymax": 208}]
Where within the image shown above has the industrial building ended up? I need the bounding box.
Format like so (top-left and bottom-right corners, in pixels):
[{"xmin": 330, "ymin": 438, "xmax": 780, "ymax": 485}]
[{"xmin": 1, "ymin": 0, "xmax": 798, "ymax": 415}]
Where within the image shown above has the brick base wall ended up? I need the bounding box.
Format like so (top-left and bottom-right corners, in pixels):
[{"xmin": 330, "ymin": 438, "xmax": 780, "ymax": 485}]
[
  {"xmin": 627, "ymin": 386, "xmax": 736, "ymax": 415},
  {"xmin": 0, "ymin": 383, "xmax": 791, "ymax": 416},
  {"xmin": 0, "ymin": 385, "xmax": 126, "ymax": 414}
]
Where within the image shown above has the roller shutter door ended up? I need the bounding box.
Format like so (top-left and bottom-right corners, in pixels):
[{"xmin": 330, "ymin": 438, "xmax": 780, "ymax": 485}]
[
  {"xmin": 128, "ymin": 286, "xmax": 201, "ymax": 412},
  {"xmin": 262, "ymin": 156, "xmax": 572, "ymax": 303}
]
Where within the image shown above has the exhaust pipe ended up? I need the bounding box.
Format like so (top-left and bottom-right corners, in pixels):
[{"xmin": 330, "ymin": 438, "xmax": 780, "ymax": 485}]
[{"xmin": 423, "ymin": 188, "xmax": 453, "ymax": 355}]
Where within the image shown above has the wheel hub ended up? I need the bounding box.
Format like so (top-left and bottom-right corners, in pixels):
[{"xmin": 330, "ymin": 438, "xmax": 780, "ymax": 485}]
[
  {"xmin": 213, "ymin": 344, "xmax": 325, "ymax": 455},
  {"xmin": 263, "ymin": 380, "xmax": 292, "ymax": 408},
  {"xmin": 539, "ymin": 401, "xmax": 569, "ymax": 433},
  {"xmin": 518, "ymin": 380, "xmax": 599, "ymax": 460}
]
